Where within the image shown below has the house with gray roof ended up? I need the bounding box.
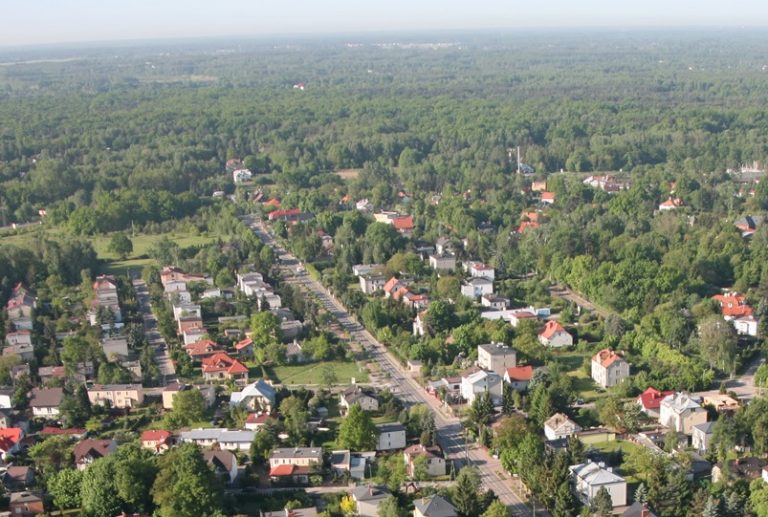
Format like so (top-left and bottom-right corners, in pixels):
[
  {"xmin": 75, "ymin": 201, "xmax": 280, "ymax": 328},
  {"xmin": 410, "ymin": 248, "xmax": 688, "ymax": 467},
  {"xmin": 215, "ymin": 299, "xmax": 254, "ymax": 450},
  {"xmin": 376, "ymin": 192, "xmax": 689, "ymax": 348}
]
[
  {"xmin": 376, "ymin": 422, "xmax": 406, "ymax": 451},
  {"xmin": 413, "ymin": 495, "xmax": 458, "ymax": 517},
  {"xmin": 569, "ymin": 461, "xmax": 627, "ymax": 508},
  {"xmin": 229, "ymin": 379, "xmax": 276, "ymax": 412},
  {"xmin": 692, "ymin": 421, "xmax": 716, "ymax": 453},
  {"xmin": 659, "ymin": 392, "xmax": 707, "ymax": 435},
  {"xmin": 352, "ymin": 485, "xmax": 391, "ymax": 517}
]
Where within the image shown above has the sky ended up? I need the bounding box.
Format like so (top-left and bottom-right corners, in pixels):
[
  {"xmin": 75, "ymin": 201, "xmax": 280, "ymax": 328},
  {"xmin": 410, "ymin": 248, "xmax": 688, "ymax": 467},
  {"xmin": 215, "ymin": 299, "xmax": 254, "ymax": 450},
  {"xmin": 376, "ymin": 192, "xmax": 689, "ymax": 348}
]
[{"xmin": 2, "ymin": 0, "xmax": 768, "ymax": 47}]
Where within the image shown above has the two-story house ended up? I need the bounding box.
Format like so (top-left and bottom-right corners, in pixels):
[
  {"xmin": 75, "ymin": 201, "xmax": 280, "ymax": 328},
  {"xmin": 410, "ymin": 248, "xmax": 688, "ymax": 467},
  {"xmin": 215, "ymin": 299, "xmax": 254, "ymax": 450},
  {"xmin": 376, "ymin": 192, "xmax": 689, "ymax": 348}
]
[
  {"xmin": 544, "ymin": 413, "xmax": 582, "ymax": 441},
  {"xmin": 29, "ymin": 388, "xmax": 63, "ymax": 418},
  {"xmin": 591, "ymin": 349, "xmax": 630, "ymax": 388},
  {"xmin": 376, "ymin": 422, "xmax": 407, "ymax": 451},
  {"xmin": 659, "ymin": 392, "xmax": 707, "ymax": 435},
  {"xmin": 476, "ymin": 343, "xmax": 516, "ymax": 377},
  {"xmin": 538, "ymin": 321, "xmax": 573, "ymax": 347},
  {"xmin": 87, "ymin": 384, "xmax": 144, "ymax": 409},
  {"xmin": 229, "ymin": 379, "xmax": 277, "ymax": 412},
  {"xmin": 460, "ymin": 370, "xmax": 502, "ymax": 404}
]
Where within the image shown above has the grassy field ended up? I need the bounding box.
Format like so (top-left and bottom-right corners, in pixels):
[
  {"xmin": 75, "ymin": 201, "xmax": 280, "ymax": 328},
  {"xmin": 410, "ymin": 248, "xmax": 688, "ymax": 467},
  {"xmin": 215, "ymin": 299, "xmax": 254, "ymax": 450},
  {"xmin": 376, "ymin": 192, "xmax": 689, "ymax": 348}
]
[
  {"xmin": 1, "ymin": 225, "xmax": 216, "ymax": 275},
  {"xmin": 258, "ymin": 361, "xmax": 369, "ymax": 385},
  {"xmin": 550, "ymin": 350, "xmax": 609, "ymax": 402}
]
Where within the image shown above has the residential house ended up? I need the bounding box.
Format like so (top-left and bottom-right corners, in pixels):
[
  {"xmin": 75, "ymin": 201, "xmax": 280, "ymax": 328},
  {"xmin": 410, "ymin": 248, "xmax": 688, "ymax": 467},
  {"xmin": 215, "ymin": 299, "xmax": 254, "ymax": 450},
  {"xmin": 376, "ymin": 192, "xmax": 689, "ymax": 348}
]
[
  {"xmin": 481, "ymin": 308, "xmax": 538, "ymax": 327},
  {"xmin": 0, "ymin": 388, "xmax": 14, "ymax": 409},
  {"xmin": 339, "ymin": 386, "xmax": 379, "ymax": 414},
  {"xmin": 5, "ymin": 283, "xmax": 36, "ymax": 330},
  {"xmin": 8, "ymin": 492, "xmax": 45, "ymax": 517},
  {"xmin": 2, "ymin": 342, "xmax": 34, "ymax": 362},
  {"xmin": 637, "ymin": 387, "xmax": 674, "ymax": 418},
  {"xmin": 88, "ymin": 275, "xmax": 122, "ymax": 326},
  {"xmin": 182, "ymin": 327, "xmax": 208, "ymax": 346},
  {"xmin": 734, "ymin": 215, "xmax": 764, "ymax": 237},
  {"xmin": 403, "ymin": 444, "xmax": 446, "ymax": 477},
  {"xmin": 476, "ymin": 343, "xmax": 516, "ymax": 377},
  {"xmin": 269, "ymin": 447, "xmax": 324, "ymax": 469},
  {"xmin": 162, "ymin": 383, "xmax": 216, "ymax": 410},
  {"xmin": 352, "ymin": 485, "xmax": 391, "ymax": 517},
  {"xmin": 185, "ymin": 339, "xmax": 222, "ymax": 361},
  {"xmin": 0, "ymin": 428, "xmax": 24, "ymax": 460},
  {"xmin": 74, "ymin": 439, "xmax": 117, "ymax": 470},
  {"xmin": 541, "ymin": 191, "xmax": 556, "ymax": 204},
  {"xmin": 5, "ymin": 330, "xmax": 32, "ymax": 348},
  {"xmin": 353, "ymin": 264, "xmax": 384, "ymax": 277},
  {"xmin": 160, "ymin": 266, "xmax": 208, "ymax": 288},
  {"xmin": 658, "ymin": 197, "xmax": 683, "ymax": 210},
  {"xmin": 413, "ymin": 495, "xmax": 458, "ymax": 517},
  {"xmin": 460, "ymin": 370, "xmax": 503, "ymax": 405},
  {"xmin": 713, "ymin": 457, "xmax": 767, "ymax": 483},
  {"xmin": 703, "ymin": 393, "xmax": 740, "ymax": 413},
  {"xmin": 426, "ymin": 377, "xmax": 462, "ymax": 399},
  {"xmin": 503, "ymin": 366, "xmax": 534, "ymax": 391},
  {"xmin": 413, "ymin": 311, "xmax": 428, "ymax": 337},
  {"xmin": 87, "ymin": 384, "xmax": 144, "ymax": 409},
  {"xmin": 29, "ymin": 388, "xmax": 63, "ymax": 418},
  {"xmin": 392, "ymin": 215, "xmax": 415, "ymax": 236},
  {"xmin": 204, "ymin": 449, "xmax": 239, "ymax": 484},
  {"xmin": 141, "ymin": 430, "xmax": 173, "ymax": 453},
  {"xmin": 177, "ymin": 316, "xmax": 204, "ymax": 335},
  {"xmin": 591, "ymin": 349, "xmax": 630, "ymax": 388},
  {"xmin": 481, "ymin": 294, "xmax": 509, "ymax": 310},
  {"xmin": 201, "ymin": 352, "xmax": 249, "ymax": 385},
  {"xmin": 538, "ymin": 321, "xmax": 573, "ymax": 348},
  {"xmin": 3, "ymin": 466, "xmax": 34, "ymax": 490},
  {"xmin": 330, "ymin": 449, "xmax": 373, "ymax": 480},
  {"xmin": 233, "ymin": 338, "xmax": 254, "ymax": 358},
  {"xmin": 267, "ymin": 208, "xmax": 311, "ymax": 223},
  {"xmin": 435, "ymin": 237, "xmax": 454, "ymax": 256},
  {"xmin": 713, "ymin": 292, "xmax": 758, "ymax": 336},
  {"xmin": 360, "ymin": 274, "xmax": 387, "ymax": 295},
  {"xmin": 464, "ymin": 261, "xmax": 495, "ymax": 280},
  {"xmin": 544, "ymin": 413, "xmax": 582, "ymax": 441},
  {"xmin": 232, "ymin": 168, "xmax": 253, "ymax": 183},
  {"xmin": 569, "ymin": 461, "xmax": 627, "ymax": 508},
  {"xmin": 659, "ymin": 393, "xmax": 707, "ymax": 435},
  {"xmin": 376, "ymin": 422, "xmax": 407, "ymax": 451},
  {"xmin": 101, "ymin": 336, "xmax": 129, "ymax": 361},
  {"xmin": 429, "ymin": 254, "xmax": 456, "ymax": 272},
  {"xmin": 356, "ymin": 199, "xmax": 374, "ymax": 213},
  {"xmin": 460, "ymin": 277, "xmax": 494, "ymax": 299},
  {"xmin": 229, "ymin": 379, "xmax": 276, "ymax": 411},
  {"xmin": 692, "ymin": 421, "xmax": 716, "ymax": 453},
  {"xmin": 621, "ymin": 503, "xmax": 658, "ymax": 517},
  {"xmin": 383, "ymin": 277, "xmax": 410, "ymax": 298},
  {"xmin": 245, "ymin": 412, "xmax": 271, "ymax": 431},
  {"xmin": 179, "ymin": 429, "xmax": 255, "ymax": 451},
  {"xmin": 285, "ymin": 340, "xmax": 306, "ymax": 363}
]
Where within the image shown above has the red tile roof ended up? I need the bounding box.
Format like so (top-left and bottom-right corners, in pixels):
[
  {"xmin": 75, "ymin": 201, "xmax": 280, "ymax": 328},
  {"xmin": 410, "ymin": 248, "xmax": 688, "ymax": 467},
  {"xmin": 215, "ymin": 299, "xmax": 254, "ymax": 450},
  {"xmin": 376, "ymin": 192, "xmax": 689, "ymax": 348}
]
[
  {"xmin": 141, "ymin": 430, "xmax": 172, "ymax": 443},
  {"xmin": 234, "ymin": 338, "xmax": 253, "ymax": 350},
  {"xmin": 264, "ymin": 198, "xmax": 281, "ymax": 207},
  {"xmin": 637, "ymin": 387, "xmax": 674, "ymax": 411},
  {"xmin": 660, "ymin": 197, "xmax": 683, "ymax": 208},
  {"xmin": 592, "ymin": 349, "xmax": 625, "ymax": 368},
  {"xmin": 541, "ymin": 192, "xmax": 555, "ymax": 202},
  {"xmin": 505, "ymin": 366, "xmax": 534, "ymax": 382},
  {"xmin": 201, "ymin": 352, "xmax": 249, "ymax": 375},
  {"xmin": 246, "ymin": 413, "xmax": 270, "ymax": 425},
  {"xmin": 392, "ymin": 215, "xmax": 414, "ymax": 231},
  {"xmin": 539, "ymin": 321, "xmax": 567, "ymax": 340},
  {"xmin": 269, "ymin": 464, "xmax": 296, "ymax": 476},
  {"xmin": 713, "ymin": 293, "xmax": 753, "ymax": 318},
  {"xmin": 41, "ymin": 426, "xmax": 86, "ymax": 436},
  {"xmin": 517, "ymin": 221, "xmax": 540, "ymax": 234},
  {"xmin": 185, "ymin": 339, "xmax": 220, "ymax": 357}
]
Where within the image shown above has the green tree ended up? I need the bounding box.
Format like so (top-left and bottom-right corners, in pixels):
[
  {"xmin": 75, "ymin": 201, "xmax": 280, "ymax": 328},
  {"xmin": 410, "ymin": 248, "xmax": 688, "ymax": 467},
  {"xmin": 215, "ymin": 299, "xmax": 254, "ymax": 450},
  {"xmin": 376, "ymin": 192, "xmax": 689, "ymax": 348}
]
[
  {"xmin": 48, "ymin": 468, "xmax": 83, "ymax": 511},
  {"xmin": 250, "ymin": 428, "xmax": 276, "ymax": 464},
  {"xmin": 452, "ymin": 467, "xmax": 483, "ymax": 517},
  {"xmin": 108, "ymin": 233, "xmax": 134, "ymax": 260},
  {"xmin": 321, "ymin": 364, "xmax": 338, "ymax": 388},
  {"xmin": 481, "ymin": 500, "xmax": 509, "ymax": 517},
  {"xmin": 28, "ymin": 435, "xmax": 74, "ymax": 479},
  {"xmin": 702, "ymin": 496, "xmax": 720, "ymax": 517},
  {"xmin": 697, "ymin": 316, "xmax": 738, "ymax": 373},
  {"xmin": 468, "ymin": 391, "xmax": 494, "ymax": 428},
  {"xmin": 166, "ymin": 389, "xmax": 207, "ymax": 429},
  {"xmin": 590, "ymin": 486, "xmax": 613, "ymax": 517},
  {"xmin": 250, "ymin": 311, "xmax": 281, "ymax": 347},
  {"xmin": 553, "ymin": 480, "xmax": 577, "ymax": 517},
  {"xmin": 634, "ymin": 483, "xmax": 648, "ymax": 504},
  {"xmin": 280, "ymin": 396, "xmax": 309, "ymax": 445},
  {"xmin": 151, "ymin": 443, "xmax": 223, "ymax": 517},
  {"xmin": 337, "ymin": 404, "xmax": 377, "ymax": 451},
  {"xmin": 378, "ymin": 495, "xmax": 405, "ymax": 517},
  {"xmin": 80, "ymin": 457, "xmax": 123, "ymax": 517}
]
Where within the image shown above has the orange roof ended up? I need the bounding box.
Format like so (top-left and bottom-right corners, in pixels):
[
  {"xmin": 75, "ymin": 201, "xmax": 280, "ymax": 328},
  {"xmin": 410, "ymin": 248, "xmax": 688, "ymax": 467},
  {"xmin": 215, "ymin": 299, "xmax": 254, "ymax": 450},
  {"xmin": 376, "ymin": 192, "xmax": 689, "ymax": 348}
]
[
  {"xmin": 660, "ymin": 197, "xmax": 683, "ymax": 208},
  {"xmin": 201, "ymin": 352, "xmax": 248, "ymax": 375},
  {"xmin": 383, "ymin": 277, "xmax": 401, "ymax": 293},
  {"xmin": 393, "ymin": 286, "xmax": 410, "ymax": 301},
  {"xmin": 234, "ymin": 338, "xmax": 253, "ymax": 350},
  {"xmin": 713, "ymin": 293, "xmax": 754, "ymax": 318},
  {"xmin": 539, "ymin": 320, "xmax": 568, "ymax": 340},
  {"xmin": 517, "ymin": 221, "xmax": 540, "ymax": 233},
  {"xmin": 185, "ymin": 340, "xmax": 220, "ymax": 356},
  {"xmin": 505, "ymin": 366, "xmax": 534, "ymax": 382},
  {"xmin": 592, "ymin": 349, "xmax": 625, "ymax": 368},
  {"xmin": 264, "ymin": 198, "xmax": 281, "ymax": 207},
  {"xmin": 141, "ymin": 430, "xmax": 172, "ymax": 443},
  {"xmin": 392, "ymin": 215, "xmax": 414, "ymax": 231},
  {"xmin": 269, "ymin": 464, "xmax": 296, "ymax": 476},
  {"xmin": 541, "ymin": 192, "xmax": 555, "ymax": 201},
  {"xmin": 522, "ymin": 211, "xmax": 539, "ymax": 222},
  {"xmin": 0, "ymin": 428, "xmax": 23, "ymax": 449}
]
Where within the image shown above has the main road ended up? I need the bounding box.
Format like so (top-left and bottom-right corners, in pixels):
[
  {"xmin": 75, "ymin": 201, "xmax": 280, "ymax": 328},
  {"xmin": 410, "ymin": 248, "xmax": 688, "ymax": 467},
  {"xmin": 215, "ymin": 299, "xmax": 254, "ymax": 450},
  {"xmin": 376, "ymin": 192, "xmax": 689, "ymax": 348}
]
[{"xmin": 244, "ymin": 215, "xmax": 534, "ymax": 517}]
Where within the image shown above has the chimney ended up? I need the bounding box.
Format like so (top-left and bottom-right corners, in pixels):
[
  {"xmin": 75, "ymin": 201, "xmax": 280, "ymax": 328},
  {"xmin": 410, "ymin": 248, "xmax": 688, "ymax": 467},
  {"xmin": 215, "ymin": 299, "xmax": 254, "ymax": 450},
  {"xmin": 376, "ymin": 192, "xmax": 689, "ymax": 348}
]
[{"xmin": 641, "ymin": 504, "xmax": 649, "ymax": 517}]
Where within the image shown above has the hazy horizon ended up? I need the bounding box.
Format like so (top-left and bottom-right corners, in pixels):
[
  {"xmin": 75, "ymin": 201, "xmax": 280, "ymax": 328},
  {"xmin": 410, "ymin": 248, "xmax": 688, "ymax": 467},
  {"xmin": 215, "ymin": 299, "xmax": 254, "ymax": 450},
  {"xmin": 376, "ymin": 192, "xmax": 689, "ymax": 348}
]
[{"xmin": 3, "ymin": 0, "xmax": 768, "ymax": 48}]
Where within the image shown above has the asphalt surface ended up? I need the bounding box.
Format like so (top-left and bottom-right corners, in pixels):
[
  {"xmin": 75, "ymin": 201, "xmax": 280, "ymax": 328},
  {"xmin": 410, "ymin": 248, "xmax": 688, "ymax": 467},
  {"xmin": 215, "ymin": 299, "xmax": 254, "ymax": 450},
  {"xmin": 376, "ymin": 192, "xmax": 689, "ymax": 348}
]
[
  {"xmin": 132, "ymin": 278, "xmax": 177, "ymax": 384},
  {"xmin": 245, "ymin": 215, "xmax": 534, "ymax": 517}
]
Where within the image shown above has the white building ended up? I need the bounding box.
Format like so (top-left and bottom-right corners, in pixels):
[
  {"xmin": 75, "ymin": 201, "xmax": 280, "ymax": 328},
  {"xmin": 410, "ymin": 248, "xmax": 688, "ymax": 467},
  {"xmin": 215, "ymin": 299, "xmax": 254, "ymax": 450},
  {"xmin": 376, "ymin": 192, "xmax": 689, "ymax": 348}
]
[
  {"xmin": 429, "ymin": 254, "xmax": 457, "ymax": 272},
  {"xmin": 591, "ymin": 349, "xmax": 630, "ymax": 388},
  {"xmin": 232, "ymin": 169, "xmax": 253, "ymax": 183},
  {"xmin": 460, "ymin": 277, "xmax": 494, "ymax": 299},
  {"xmin": 544, "ymin": 413, "xmax": 582, "ymax": 441},
  {"xmin": 376, "ymin": 422, "xmax": 407, "ymax": 451},
  {"xmin": 659, "ymin": 393, "xmax": 707, "ymax": 435},
  {"xmin": 691, "ymin": 421, "xmax": 716, "ymax": 453},
  {"xmin": 476, "ymin": 343, "xmax": 516, "ymax": 377},
  {"xmin": 464, "ymin": 261, "xmax": 495, "ymax": 280},
  {"xmin": 229, "ymin": 379, "xmax": 277, "ymax": 412},
  {"xmin": 460, "ymin": 370, "xmax": 503, "ymax": 405},
  {"xmin": 538, "ymin": 321, "xmax": 573, "ymax": 347},
  {"xmin": 570, "ymin": 462, "xmax": 627, "ymax": 508},
  {"xmin": 180, "ymin": 428, "xmax": 255, "ymax": 451}
]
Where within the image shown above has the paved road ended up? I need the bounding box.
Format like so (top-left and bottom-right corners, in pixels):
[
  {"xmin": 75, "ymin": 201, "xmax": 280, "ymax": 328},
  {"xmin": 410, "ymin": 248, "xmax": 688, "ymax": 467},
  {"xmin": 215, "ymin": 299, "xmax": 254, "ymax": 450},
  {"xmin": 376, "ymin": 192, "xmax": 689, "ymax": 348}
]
[
  {"xmin": 132, "ymin": 279, "xmax": 176, "ymax": 384},
  {"xmin": 696, "ymin": 353, "xmax": 764, "ymax": 402},
  {"xmin": 245, "ymin": 215, "xmax": 534, "ymax": 517},
  {"xmin": 549, "ymin": 285, "xmax": 612, "ymax": 319}
]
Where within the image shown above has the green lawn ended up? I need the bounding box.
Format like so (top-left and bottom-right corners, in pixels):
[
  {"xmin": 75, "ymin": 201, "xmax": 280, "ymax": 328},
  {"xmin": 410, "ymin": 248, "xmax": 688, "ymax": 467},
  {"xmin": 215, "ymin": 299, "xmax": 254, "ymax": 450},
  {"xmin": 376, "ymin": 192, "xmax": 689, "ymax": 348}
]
[{"xmin": 258, "ymin": 361, "xmax": 369, "ymax": 385}]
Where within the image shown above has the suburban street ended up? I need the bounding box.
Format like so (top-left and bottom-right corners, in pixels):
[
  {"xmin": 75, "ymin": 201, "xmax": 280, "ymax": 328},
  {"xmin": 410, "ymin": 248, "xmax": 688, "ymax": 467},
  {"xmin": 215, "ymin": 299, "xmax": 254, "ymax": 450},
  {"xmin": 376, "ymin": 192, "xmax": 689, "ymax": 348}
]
[
  {"xmin": 245, "ymin": 215, "xmax": 534, "ymax": 517},
  {"xmin": 133, "ymin": 278, "xmax": 177, "ymax": 384}
]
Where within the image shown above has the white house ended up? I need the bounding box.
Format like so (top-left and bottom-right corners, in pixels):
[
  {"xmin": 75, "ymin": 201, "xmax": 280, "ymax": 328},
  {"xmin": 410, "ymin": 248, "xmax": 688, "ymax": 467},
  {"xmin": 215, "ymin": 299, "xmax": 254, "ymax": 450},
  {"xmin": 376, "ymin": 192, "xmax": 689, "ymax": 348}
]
[
  {"xmin": 229, "ymin": 379, "xmax": 277, "ymax": 412},
  {"xmin": 692, "ymin": 421, "xmax": 716, "ymax": 453},
  {"xmin": 538, "ymin": 321, "xmax": 573, "ymax": 347},
  {"xmin": 179, "ymin": 429, "xmax": 255, "ymax": 451},
  {"xmin": 733, "ymin": 316, "xmax": 759, "ymax": 337},
  {"xmin": 481, "ymin": 295, "xmax": 509, "ymax": 310},
  {"xmin": 460, "ymin": 278, "xmax": 494, "ymax": 299},
  {"xmin": 659, "ymin": 393, "xmax": 707, "ymax": 435},
  {"xmin": 376, "ymin": 422, "xmax": 407, "ymax": 451},
  {"xmin": 460, "ymin": 370, "xmax": 503, "ymax": 405},
  {"xmin": 429, "ymin": 254, "xmax": 457, "ymax": 272},
  {"xmin": 464, "ymin": 261, "xmax": 495, "ymax": 280},
  {"xmin": 544, "ymin": 413, "xmax": 582, "ymax": 441},
  {"xmin": 29, "ymin": 388, "xmax": 63, "ymax": 418},
  {"xmin": 476, "ymin": 343, "xmax": 516, "ymax": 377},
  {"xmin": 232, "ymin": 169, "xmax": 253, "ymax": 183},
  {"xmin": 591, "ymin": 349, "xmax": 630, "ymax": 388},
  {"xmin": 360, "ymin": 275, "xmax": 387, "ymax": 295},
  {"xmin": 0, "ymin": 389, "xmax": 13, "ymax": 409},
  {"xmin": 570, "ymin": 461, "xmax": 627, "ymax": 508}
]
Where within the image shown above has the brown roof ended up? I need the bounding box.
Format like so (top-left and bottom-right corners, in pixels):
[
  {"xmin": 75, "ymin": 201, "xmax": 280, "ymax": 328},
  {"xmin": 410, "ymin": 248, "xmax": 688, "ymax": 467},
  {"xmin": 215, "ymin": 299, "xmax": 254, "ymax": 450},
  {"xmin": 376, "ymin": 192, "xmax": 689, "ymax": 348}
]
[
  {"xmin": 30, "ymin": 387, "xmax": 64, "ymax": 408},
  {"xmin": 74, "ymin": 439, "xmax": 115, "ymax": 463},
  {"xmin": 592, "ymin": 348, "xmax": 625, "ymax": 368}
]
